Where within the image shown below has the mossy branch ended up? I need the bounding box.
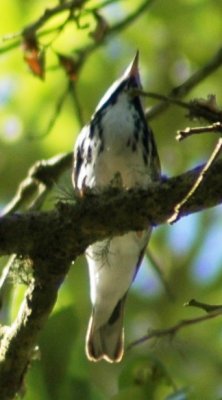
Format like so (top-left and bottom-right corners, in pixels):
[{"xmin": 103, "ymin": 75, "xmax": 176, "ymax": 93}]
[
  {"xmin": 0, "ymin": 158, "xmax": 222, "ymax": 398},
  {"xmin": 1, "ymin": 159, "xmax": 222, "ymax": 258}
]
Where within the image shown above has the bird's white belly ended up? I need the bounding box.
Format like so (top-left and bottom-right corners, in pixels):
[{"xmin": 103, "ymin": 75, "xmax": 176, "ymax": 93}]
[
  {"xmin": 86, "ymin": 229, "xmax": 150, "ymax": 327},
  {"xmin": 94, "ymin": 146, "xmax": 149, "ymax": 188},
  {"xmin": 92, "ymin": 97, "xmax": 150, "ymax": 188}
]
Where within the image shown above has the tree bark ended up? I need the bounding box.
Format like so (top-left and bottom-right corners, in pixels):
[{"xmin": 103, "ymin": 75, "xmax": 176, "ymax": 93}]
[{"xmin": 0, "ymin": 158, "xmax": 222, "ymax": 399}]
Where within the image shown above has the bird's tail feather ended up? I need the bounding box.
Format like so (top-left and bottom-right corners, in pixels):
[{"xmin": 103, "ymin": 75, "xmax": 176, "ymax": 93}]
[{"xmin": 86, "ymin": 298, "xmax": 125, "ymax": 363}]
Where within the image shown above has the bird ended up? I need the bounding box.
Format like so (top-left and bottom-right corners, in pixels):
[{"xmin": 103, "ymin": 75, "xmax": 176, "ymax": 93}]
[{"xmin": 73, "ymin": 52, "xmax": 160, "ymax": 363}]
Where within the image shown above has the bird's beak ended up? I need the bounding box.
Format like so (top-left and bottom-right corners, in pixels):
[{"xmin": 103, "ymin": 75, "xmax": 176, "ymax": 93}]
[
  {"xmin": 128, "ymin": 51, "xmax": 139, "ymax": 78},
  {"xmin": 124, "ymin": 51, "xmax": 140, "ymax": 79}
]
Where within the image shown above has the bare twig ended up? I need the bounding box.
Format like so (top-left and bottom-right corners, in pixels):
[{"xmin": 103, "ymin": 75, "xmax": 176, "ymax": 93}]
[
  {"xmin": 127, "ymin": 308, "xmax": 222, "ymax": 350},
  {"xmin": 0, "ymin": 1, "xmax": 86, "ymax": 53},
  {"xmin": 1, "ymin": 1, "xmax": 155, "ymax": 142},
  {"xmin": 146, "ymin": 249, "xmax": 175, "ymax": 301},
  {"xmin": 74, "ymin": 0, "xmax": 155, "ymax": 66},
  {"xmin": 108, "ymin": 0, "xmax": 155, "ymax": 35},
  {"xmin": 0, "ymin": 0, "xmax": 154, "ymax": 54},
  {"xmin": 134, "ymin": 90, "xmax": 222, "ymax": 124},
  {"xmin": 1, "ymin": 153, "xmax": 72, "ymax": 216},
  {"xmin": 134, "ymin": 89, "xmax": 191, "ymax": 110},
  {"xmin": 29, "ymin": 83, "xmax": 71, "ymax": 139},
  {"xmin": 0, "ymin": 153, "xmax": 73, "ymax": 312},
  {"xmin": 147, "ymin": 46, "xmax": 222, "ymax": 120},
  {"xmin": 69, "ymin": 81, "xmax": 85, "ymax": 127},
  {"xmin": 186, "ymin": 96, "xmax": 222, "ymax": 123},
  {"xmin": 176, "ymin": 122, "xmax": 222, "ymax": 141},
  {"xmin": 85, "ymin": 0, "xmax": 121, "ymax": 12},
  {"xmin": 185, "ymin": 298, "xmax": 222, "ymax": 313},
  {"xmin": 23, "ymin": 0, "xmax": 86, "ymax": 37},
  {"xmin": 168, "ymin": 138, "xmax": 222, "ymax": 223}
]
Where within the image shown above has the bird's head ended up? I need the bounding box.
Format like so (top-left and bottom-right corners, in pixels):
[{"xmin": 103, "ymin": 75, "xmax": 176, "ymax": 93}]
[{"xmin": 95, "ymin": 51, "xmax": 142, "ymax": 113}]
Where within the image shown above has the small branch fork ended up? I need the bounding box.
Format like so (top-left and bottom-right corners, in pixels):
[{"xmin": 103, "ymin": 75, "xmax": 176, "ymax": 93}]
[
  {"xmin": 135, "ymin": 88, "xmax": 222, "ymax": 224},
  {"xmin": 146, "ymin": 47, "xmax": 222, "ymax": 120},
  {"xmin": 168, "ymin": 136, "xmax": 222, "ymax": 224},
  {"xmin": 126, "ymin": 119, "xmax": 222, "ymax": 352},
  {"xmin": 127, "ymin": 299, "xmax": 222, "ymax": 351},
  {"xmin": 168, "ymin": 121, "xmax": 222, "ymax": 223},
  {"xmin": 1, "ymin": 152, "xmax": 73, "ymax": 217},
  {"xmin": 135, "ymin": 91, "xmax": 222, "ymax": 125},
  {"xmin": 1, "ymin": 1, "xmax": 222, "ymax": 139},
  {"xmin": 146, "ymin": 249, "xmax": 175, "ymax": 301},
  {"xmin": 1, "ymin": 0, "xmax": 155, "ymax": 139},
  {"xmin": 176, "ymin": 121, "xmax": 222, "ymax": 141},
  {"xmin": 0, "ymin": 0, "xmax": 153, "ymax": 51}
]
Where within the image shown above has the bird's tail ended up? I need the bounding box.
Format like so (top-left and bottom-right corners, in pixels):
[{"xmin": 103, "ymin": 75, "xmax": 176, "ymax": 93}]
[{"xmin": 86, "ymin": 298, "xmax": 125, "ymax": 363}]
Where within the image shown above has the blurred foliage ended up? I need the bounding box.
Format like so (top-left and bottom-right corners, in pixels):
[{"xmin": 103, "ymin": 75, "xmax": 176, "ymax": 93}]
[{"xmin": 1, "ymin": 0, "xmax": 222, "ymax": 399}]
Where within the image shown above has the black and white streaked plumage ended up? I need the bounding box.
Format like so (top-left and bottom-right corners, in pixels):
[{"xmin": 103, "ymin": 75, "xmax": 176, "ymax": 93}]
[{"xmin": 73, "ymin": 52, "xmax": 160, "ymax": 363}]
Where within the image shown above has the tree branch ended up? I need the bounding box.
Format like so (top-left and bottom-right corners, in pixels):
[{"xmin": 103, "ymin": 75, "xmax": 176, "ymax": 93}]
[
  {"xmin": 1, "ymin": 153, "xmax": 72, "ymax": 216},
  {"xmin": 128, "ymin": 298, "xmax": 222, "ymax": 351},
  {"xmin": 177, "ymin": 121, "xmax": 222, "ymax": 141},
  {"xmin": 147, "ymin": 46, "xmax": 222, "ymax": 120},
  {"xmin": 127, "ymin": 308, "xmax": 222, "ymax": 351},
  {"xmin": 0, "ymin": 256, "xmax": 71, "ymax": 400},
  {"xmin": 185, "ymin": 298, "xmax": 222, "ymax": 313},
  {"xmin": 0, "ymin": 159, "xmax": 222, "ymax": 398},
  {"xmin": 168, "ymin": 137, "xmax": 222, "ymax": 223},
  {"xmin": 0, "ymin": 158, "xmax": 222, "ymax": 258}
]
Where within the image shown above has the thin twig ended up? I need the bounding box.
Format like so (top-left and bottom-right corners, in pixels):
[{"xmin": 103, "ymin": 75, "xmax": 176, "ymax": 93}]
[
  {"xmin": 23, "ymin": 0, "xmax": 87, "ymax": 37},
  {"xmin": 29, "ymin": 83, "xmax": 71, "ymax": 140},
  {"xmin": 185, "ymin": 298, "xmax": 222, "ymax": 313},
  {"xmin": 146, "ymin": 249, "xmax": 175, "ymax": 301},
  {"xmin": 43, "ymin": 11, "xmax": 75, "ymax": 49},
  {"xmin": 0, "ymin": 0, "xmax": 118, "ymax": 46},
  {"xmin": 135, "ymin": 89, "xmax": 191, "ymax": 110},
  {"xmin": 1, "ymin": 153, "xmax": 72, "ymax": 217},
  {"xmin": 0, "ymin": 153, "xmax": 73, "ymax": 317},
  {"xmin": 176, "ymin": 122, "xmax": 222, "ymax": 141},
  {"xmin": 168, "ymin": 138, "xmax": 222, "ymax": 223},
  {"xmin": 147, "ymin": 46, "xmax": 222, "ymax": 120},
  {"xmin": 85, "ymin": 0, "xmax": 121, "ymax": 12},
  {"xmin": 134, "ymin": 90, "xmax": 222, "ymax": 124},
  {"xmin": 127, "ymin": 308, "xmax": 222, "ymax": 350},
  {"xmin": 74, "ymin": 0, "xmax": 155, "ymax": 64},
  {"xmin": 108, "ymin": 0, "xmax": 155, "ymax": 35},
  {"xmin": 69, "ymin": 81, "xmax": 85, "ymax": 127},
  {"xmin": 29, "ymin": 80, "xmax": 84, "ymax": 139},
  {"xmin": 0, "ymin": 0, "xmax": 154, "ymax": 54},
  {"xmin": 0, "ymin": 0, "xmax": 118, "ymax": 44},
  {"xmin": 0, "ymin": 40, "xmax": 21, "ymax": 54},
  {"xmin": 0, "ymin": 0, "xmax": 87, "ymax": 54}
]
